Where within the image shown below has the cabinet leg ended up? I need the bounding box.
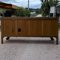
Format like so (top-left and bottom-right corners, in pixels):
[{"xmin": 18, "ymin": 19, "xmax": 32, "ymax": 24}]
[
  {"xmin": 50, "ymin": 37, "xmax": 54, "ymax": 41},
  {"xmin": 1, "ymin": 37, "xmax": 3, "ymax": 44},
  {"xmin": 56, "ymin": 37, "xmax": 58, "ymax": 45},
  {"xmin": 6, "ymin": 37, "xmax": 10, "ymax": 40}
]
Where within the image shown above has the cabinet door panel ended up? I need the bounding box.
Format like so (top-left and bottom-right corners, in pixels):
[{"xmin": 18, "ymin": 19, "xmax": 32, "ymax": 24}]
[
  {"xmin": 29, "ymin": 20, "xmax": 42, "ymax": 36},
  {"xmin": 50, "ymin": 20, "xmax": 58, "ymax": 37},
  {"xmin": 2, "ymin": 19, "xmax": 13, "ymax": 36},
  {"xmin": 17, "ymin": 20, "xmax": 29, "ymax": 36},
  {"xmin": 43, "ymin": 20, "xmax": 51, "ymax": 36}
]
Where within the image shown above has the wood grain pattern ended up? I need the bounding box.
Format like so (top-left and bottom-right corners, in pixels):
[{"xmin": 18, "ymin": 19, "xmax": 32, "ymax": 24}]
[
  {"xmin": 17, "ymin": 19, "xmax": 29, "ymax": 36},
  {"xmin": 1, "ymin": 17, "xmax": 58, "ymax": 37},
  {"xmin": 42, "ymin": 20, "xmax": 51, "ymax": 36},
  {"xmin": 29, "ymin": 20, "xmax": 42, "ymax": 37},
  {"xmin": 2, "ymin": 18, "xmax": 13, "ymax": 36}
]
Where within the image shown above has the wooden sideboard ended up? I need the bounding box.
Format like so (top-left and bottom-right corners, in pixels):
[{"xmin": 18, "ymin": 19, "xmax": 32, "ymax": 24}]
[{"xmin": 1, "ymin": 17, "xmax": 58, "ymax": 44}]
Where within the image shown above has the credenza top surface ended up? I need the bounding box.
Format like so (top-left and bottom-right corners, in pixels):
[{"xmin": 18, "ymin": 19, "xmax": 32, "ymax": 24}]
[{"xmin": 1, "ymin": 17, "xmax": 58, "ymax": 20}]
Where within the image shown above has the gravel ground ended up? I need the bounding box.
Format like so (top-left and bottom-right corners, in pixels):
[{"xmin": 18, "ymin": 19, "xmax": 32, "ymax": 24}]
[{"xmin": 0, "ymin": 30, "xmax": 60, "ymax": 60}]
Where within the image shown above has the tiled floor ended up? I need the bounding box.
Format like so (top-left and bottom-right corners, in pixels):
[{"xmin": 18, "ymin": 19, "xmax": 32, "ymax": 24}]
[{"xmin": 0, "ymin": 30, "xmax": 60, "ymax": 60}]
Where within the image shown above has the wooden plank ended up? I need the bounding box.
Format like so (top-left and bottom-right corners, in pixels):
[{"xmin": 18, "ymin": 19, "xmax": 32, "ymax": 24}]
[
  {"xmin": 50, "ymin": 20, "xmax": 58, "ymax": 37},
  {"xmin": 42, "ymin": 20, "xmax": 51, "ymax": 36},
  {"xmin": 2, "ymin": 18, "xmax": 13, "ymax": 36},
  {"xmin": 29, "ymin": 19, "xmax": 42, "ymax": 36}
]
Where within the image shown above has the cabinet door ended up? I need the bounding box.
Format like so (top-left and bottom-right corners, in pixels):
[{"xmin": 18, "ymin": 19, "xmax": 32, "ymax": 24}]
[
  {"xmin": 43, "ymin": 20, "xmax": 51, "ymax": 36},
  {"xmin": 2, "ymin": 18, "xmax": 13, "ymax": 36},
  {"xmin": 17, "ymin": 19, "xmax": 29, "ymax": 36},
  {"xmin": 50, "ymin": 20, "xmax": 58, "ymax": 37},
  {"xmin": 29, "ymin": 20, "xmax": 42, "ymax": 37}
]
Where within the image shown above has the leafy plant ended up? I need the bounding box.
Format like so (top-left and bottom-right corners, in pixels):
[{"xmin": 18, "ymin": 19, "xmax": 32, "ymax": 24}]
[
  {"xmin": 40, "ymin": 0, "xmax": 58, "ymax": 16},
  {"xmin": 15, "ymin": 7, "xmax": 30, "ymax": 17}
]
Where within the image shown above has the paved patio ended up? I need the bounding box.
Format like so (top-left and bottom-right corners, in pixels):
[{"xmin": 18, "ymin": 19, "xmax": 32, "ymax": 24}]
[{"xmin": 0, "ymin": 30, "xmax": 60, "ymax": 60}]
